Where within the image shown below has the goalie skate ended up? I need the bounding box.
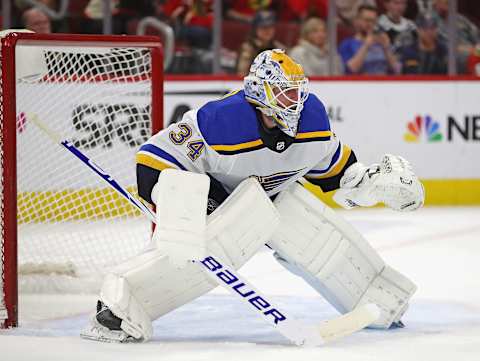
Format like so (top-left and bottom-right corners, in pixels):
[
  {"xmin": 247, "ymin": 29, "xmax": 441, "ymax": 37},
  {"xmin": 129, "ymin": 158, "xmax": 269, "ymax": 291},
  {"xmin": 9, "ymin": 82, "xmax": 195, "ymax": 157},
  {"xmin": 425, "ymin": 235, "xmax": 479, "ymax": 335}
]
[
  {"xmin": 81, "ymin": 318, "xmax": 136, "ymax": 343},
  {"xmin": 80, "ymin": 301, "xmax": 137, "ymax": 343}
]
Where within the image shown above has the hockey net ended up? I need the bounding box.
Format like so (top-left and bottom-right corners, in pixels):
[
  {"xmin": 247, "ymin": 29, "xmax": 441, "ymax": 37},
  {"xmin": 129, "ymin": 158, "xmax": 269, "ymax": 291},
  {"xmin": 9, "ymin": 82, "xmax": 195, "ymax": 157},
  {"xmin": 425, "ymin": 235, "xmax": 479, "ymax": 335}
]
[{"xmin": 0, "ymin": 33, "xmax": 163, "ymax": 327}]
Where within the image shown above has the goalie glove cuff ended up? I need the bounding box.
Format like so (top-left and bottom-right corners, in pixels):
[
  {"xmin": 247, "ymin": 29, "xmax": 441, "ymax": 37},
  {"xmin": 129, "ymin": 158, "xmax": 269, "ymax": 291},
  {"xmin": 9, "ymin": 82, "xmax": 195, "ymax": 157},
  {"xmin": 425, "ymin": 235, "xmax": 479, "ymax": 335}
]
[{"xmin": 333, "ymin": 162, "xmax": 380, "ymax": 209}]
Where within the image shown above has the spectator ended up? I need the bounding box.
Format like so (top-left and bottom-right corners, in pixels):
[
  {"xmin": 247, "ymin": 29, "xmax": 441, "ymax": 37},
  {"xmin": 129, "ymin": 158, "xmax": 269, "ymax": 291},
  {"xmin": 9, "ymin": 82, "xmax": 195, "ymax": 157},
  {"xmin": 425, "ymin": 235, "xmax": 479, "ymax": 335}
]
[
  {"xmin": 226, "ymin": 0, "xmax": 272, "ymax": 23},
  {"xmin": 83, "ymin": 0, "xmax": 150, "ymax": 34},
  {"xmin": 15, "ymin": 0, "xmax": 57, "ymax": 11},
  {"xmin": 338, "ymin": 5, "xmax": 400, "ymax": 74},
  {"xmin": 277, "ymin": 0, "xmax": 328, "ymax": 23},
  {"xmin": 173, "ymin": 0, "xmax": 213, "ymax": 50},
  {"xmin": 236, "ymin": 10, "xmax": 285, "ymax": 76},
  {"xmin": 152, "ymin": 0, "xmax": 182, "ymax": 22},
  {"xmin": 398, "ymin": 13, "xmax": 447, "ymax": 74},
  {"xmin": 289, "ymin": 17, "xmax": 343, "ymax": 76},
  {"xmin": 21, "ymin": 7, "xmax": 51, "ymax": 33},
  {"xmin": 428, "ymin": 0, "xmax": 480, "ymax": 73},
  {"xmin": 161, "ymin": 0, "xmax": 213, "ymax": 73},
  {"xmin": 378, "ymin": 0, "xmax": 417, "ymax": 51},
  {"xmin": 83, "ymin": 0, "xmax": 122, "ymax": 34},
  {"xmin": 416, "ymin": 0, "xmax": 432, "ymax": 14},
  {"xmin": 466, "ymin": 44, "xmax": 480, "ymax": 76},
  {"xmin": 336, "ymin": 0, "xmax": 376, "ymax": 28}
]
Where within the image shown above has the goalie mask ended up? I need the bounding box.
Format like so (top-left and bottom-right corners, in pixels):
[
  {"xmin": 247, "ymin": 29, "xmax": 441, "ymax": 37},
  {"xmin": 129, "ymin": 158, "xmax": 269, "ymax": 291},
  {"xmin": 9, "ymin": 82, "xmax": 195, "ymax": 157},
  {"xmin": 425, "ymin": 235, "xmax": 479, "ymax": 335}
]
[{"xmin": 244, "ymin": 49, "xmax": 309, "ymax": 137}]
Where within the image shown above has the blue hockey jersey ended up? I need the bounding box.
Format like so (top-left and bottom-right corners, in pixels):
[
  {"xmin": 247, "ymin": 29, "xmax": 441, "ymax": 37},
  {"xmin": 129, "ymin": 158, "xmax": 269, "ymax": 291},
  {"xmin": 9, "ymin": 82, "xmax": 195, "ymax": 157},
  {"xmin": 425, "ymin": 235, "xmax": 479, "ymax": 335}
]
[{"xmin": 136, "ymin": 90, "xmax": 355, "ymax": 196}]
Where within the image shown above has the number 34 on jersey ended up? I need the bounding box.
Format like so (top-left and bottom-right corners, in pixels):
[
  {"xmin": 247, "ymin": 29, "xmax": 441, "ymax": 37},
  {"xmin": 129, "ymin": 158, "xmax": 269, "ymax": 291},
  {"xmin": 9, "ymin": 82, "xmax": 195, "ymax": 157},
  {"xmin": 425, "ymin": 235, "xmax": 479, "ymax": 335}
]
[{"xmin": 169, "ymin": 123, "xmax": 205, "ymax": 162}]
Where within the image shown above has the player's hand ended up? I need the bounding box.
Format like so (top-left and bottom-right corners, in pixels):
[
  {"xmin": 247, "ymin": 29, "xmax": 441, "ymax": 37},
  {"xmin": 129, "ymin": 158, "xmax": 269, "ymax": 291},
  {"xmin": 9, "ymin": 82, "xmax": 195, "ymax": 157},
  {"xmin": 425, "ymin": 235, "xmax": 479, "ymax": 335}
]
[
  {"xmin": 376, "ymin": 32, "xmax": 391, "ymax": 49},
  {"xmin": 333, "ymin": 162, "xmax": 380, "ymax": 209},
  {"xmin": 364, "ymin": 33, "xmax": 376, "ymax": 47}
]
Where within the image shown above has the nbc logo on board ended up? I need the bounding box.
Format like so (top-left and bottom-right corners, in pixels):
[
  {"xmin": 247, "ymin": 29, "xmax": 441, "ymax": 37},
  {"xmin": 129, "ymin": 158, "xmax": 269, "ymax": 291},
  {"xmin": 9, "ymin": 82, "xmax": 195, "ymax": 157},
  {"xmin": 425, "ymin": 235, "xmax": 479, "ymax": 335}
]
[{"xmin": 404, "ymin": 115, "xmax": 443, "ymax": 142}]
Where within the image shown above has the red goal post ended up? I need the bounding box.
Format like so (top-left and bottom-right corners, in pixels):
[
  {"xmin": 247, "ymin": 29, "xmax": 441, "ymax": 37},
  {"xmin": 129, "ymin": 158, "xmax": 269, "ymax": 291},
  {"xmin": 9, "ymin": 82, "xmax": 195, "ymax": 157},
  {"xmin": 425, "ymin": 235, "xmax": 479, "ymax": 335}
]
[{"xmin": 0, "ymin": 32, "xmax": 163, "ymax": 328}]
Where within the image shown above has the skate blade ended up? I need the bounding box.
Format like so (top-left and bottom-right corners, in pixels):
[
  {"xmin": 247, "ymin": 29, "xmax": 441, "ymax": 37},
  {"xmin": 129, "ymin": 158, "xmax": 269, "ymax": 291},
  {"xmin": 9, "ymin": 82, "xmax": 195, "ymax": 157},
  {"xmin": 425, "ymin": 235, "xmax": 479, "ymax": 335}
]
[{"xmin": 80, "ymin": 324, "xmax": 135, "ymax": 343}]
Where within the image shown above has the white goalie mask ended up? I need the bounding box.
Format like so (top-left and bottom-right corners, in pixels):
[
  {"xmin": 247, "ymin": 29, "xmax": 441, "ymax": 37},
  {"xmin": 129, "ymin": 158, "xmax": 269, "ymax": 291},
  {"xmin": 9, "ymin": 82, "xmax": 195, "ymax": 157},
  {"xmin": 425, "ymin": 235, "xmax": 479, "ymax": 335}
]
[{"xmin": 244, "ymin": 49, "xmax": 309, "ymax": 137}]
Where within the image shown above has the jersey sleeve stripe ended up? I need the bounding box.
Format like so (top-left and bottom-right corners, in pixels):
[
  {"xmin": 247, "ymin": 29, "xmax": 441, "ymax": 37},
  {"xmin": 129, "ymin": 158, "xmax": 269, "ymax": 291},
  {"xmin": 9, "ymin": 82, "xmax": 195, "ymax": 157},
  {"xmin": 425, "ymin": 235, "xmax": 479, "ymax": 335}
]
[
  {"xmin": 295, "ymin": 130, "xmax": 332, "ymax": 141},
  {"xmin": 137, "ymin": 144, "xmax": 187, "ymax": 170},
  {"xmin": 210, "ymin": 139, "xmax": 264, "ymax": 153},
  {"xmin": 136, "ymin": 153, "xmax": 177, "ymax": 171},
  {"xmin": 305, "ymin": 144, "xmax": 352, "ymax": 179}
]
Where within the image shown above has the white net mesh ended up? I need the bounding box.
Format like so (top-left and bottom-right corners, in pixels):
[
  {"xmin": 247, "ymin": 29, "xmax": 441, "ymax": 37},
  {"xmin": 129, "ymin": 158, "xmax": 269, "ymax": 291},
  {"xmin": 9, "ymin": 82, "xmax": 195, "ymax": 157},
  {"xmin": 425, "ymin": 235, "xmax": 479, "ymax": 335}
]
[{"xmin": 1, "ymin": 39, "xmax": 160, "ymax": 301}]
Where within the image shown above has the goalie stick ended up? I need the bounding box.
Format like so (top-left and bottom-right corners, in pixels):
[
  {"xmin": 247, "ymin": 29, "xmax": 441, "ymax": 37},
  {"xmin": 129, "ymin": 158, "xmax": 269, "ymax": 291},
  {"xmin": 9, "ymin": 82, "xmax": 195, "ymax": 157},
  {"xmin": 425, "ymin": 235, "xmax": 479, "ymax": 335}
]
[{"xmin": 30, "ymin": 114, "xmax": 380, "ymax": 346}]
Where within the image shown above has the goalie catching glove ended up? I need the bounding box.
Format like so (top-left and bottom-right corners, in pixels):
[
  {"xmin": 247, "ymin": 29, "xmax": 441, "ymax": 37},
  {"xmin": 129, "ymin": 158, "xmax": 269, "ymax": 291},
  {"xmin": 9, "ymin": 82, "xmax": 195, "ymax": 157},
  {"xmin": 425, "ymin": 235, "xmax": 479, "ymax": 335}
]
[{"xmin": 333, "ymin": 154, "xmax": 424, "ymax": 211}]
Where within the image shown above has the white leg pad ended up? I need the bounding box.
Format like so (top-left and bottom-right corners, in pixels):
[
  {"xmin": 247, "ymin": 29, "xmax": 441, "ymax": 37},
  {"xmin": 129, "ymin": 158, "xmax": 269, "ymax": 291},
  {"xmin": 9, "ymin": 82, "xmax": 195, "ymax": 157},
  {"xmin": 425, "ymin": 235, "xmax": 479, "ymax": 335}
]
[
  {"xmin": 207, "ymin": 177, "xmax": 280, "ymax": 268},
  {"xmin": 151, "ymin": 169, "xmax": 210, "ymax": 267},
  {"xmin": 99, "ymin": 177, "xmax": 279, "ymax": 340},
  {"xmin": 100, "ymin": 266, "xmax": 155, "ymax": 341},
  {"xmin": 104, "ymin": 249, "xmax": 214, "ymax": 334},
  {"xmin": 270, "ymin": 183, "xmax": 416, "ymax": 328}
]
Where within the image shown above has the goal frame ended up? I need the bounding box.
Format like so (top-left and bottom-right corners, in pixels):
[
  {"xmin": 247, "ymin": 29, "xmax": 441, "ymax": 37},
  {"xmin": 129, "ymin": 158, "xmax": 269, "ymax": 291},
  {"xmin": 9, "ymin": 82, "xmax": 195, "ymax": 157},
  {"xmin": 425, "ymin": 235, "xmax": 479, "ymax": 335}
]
[{"xmin": 0, "ymin": 32, "xmax": 163, "ymax": 328}]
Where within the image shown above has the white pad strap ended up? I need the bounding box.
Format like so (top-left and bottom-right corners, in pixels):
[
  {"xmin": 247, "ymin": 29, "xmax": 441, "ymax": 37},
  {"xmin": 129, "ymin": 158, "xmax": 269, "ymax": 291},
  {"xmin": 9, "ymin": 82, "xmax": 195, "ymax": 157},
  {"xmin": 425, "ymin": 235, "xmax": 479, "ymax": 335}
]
[
  {"xmin": 270, "ymin": 183, "xmax": 416, "ymax": 328},
  {"xmin": 100, "ymin": 175, "xmax": 279, "ymax": 341}
]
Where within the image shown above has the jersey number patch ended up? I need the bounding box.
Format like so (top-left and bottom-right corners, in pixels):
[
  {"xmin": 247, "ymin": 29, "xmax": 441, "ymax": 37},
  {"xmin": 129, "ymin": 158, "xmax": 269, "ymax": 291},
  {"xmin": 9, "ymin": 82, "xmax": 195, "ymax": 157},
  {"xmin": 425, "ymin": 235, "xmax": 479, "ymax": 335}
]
[
  {"xmin": 187, "ymin": 140, "xmax": 205, "ymax": 161},
  {"xmin": 169, "ymin": 123, "xmax": 192, "ymax": 145},
  {"xmin": 169, "ymin": 123, "xmax": 205, "ymax": 162}
]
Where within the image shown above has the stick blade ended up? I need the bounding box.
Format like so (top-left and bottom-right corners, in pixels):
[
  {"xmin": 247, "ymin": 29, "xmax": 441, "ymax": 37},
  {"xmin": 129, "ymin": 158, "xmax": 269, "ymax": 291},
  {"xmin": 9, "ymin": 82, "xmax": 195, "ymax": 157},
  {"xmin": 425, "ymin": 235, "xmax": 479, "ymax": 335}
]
[
  {"xmin": 316, "ymin": 303, "xmax": 380, "ymax": 343},
  {"xmin": 28, "ymin": 114, "xmax": 62, "ymax": 144}
]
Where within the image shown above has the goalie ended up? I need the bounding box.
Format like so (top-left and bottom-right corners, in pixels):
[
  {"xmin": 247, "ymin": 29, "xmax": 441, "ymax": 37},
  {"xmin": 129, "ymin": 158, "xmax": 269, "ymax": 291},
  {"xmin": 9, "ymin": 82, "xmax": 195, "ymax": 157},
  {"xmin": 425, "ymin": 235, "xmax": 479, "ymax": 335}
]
[{"xmin": 82, "ymin": 49, "xmax": 424, "ymax": 343}]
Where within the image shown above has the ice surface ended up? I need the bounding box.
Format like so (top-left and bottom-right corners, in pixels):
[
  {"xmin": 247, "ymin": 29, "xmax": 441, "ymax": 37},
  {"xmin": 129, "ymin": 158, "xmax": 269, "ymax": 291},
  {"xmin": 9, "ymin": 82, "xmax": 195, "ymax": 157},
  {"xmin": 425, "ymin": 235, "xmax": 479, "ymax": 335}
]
[{"xmin": 1, "ymin": 207, "xmax": 479, "ymax": 361}]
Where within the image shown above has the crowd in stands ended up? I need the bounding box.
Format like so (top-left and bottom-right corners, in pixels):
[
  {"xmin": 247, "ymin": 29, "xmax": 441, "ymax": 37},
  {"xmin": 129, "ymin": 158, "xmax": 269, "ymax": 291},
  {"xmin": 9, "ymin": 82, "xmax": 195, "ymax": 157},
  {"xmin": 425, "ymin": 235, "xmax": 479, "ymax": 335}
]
[{"xmin": 2, "ymin": 0, "xmax": 480, "ymax": 76}]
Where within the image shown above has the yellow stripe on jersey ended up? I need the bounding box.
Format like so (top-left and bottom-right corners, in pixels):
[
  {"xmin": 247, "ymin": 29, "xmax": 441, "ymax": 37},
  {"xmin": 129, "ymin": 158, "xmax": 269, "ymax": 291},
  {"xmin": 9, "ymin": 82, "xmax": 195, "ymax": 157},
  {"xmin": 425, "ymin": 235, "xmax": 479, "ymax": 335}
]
[
  {"xmin": 136, "ymin": 153, "xmax": 177, "ymax": 171},
  {"xmin": 295, "ymin": 130, "xmax": 332, "ymax": 140},
  {"xmin": 307, "ymin": 145, "xmax": 352, "ymax": 179},
  {"xmin": 210, "ymin": 139, "xmax": 264, "ymax": 152}
]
